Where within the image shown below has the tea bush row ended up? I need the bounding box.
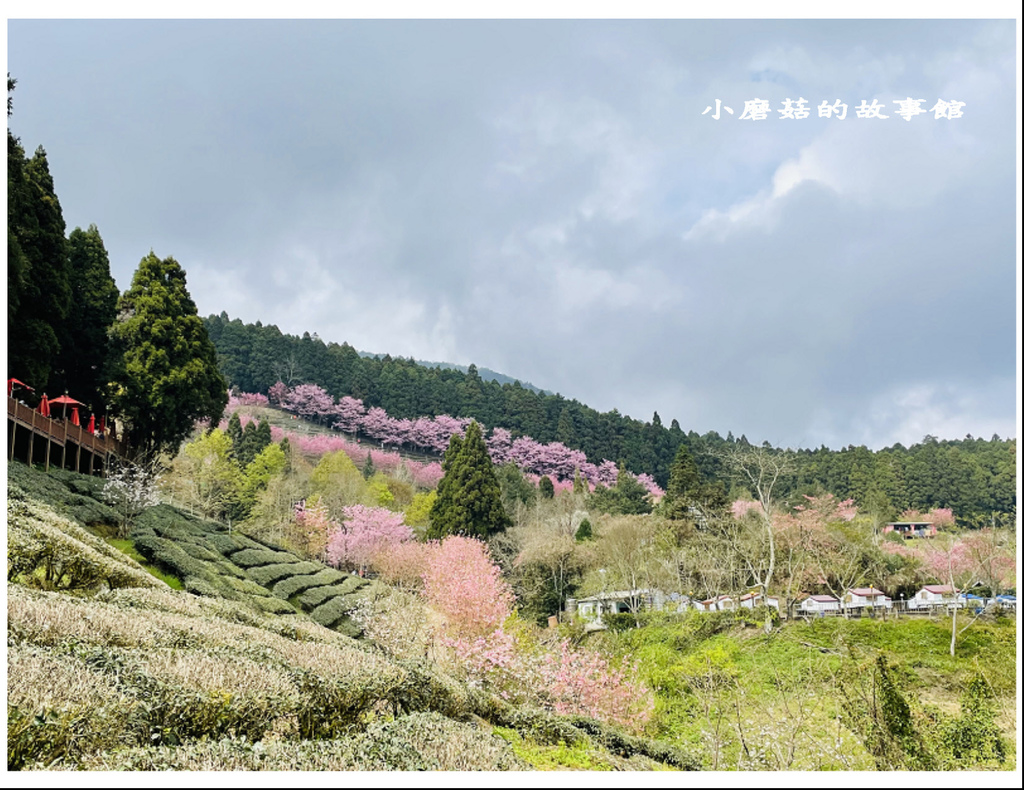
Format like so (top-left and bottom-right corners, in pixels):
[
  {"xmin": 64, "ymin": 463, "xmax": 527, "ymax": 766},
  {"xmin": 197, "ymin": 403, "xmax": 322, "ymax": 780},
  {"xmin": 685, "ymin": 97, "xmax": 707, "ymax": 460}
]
[
  {"xmin": 273, "ymin": 569, "xmax": 348, "ymax": 600},
  {"xmin": 231, "ymin": 548, "xmax": 303, "ymax": 568},
  {"xmin": 44, "ymin": 712, "xmax": 527, "ymax": 771},
  {"xmin": 7, "ymin": 495, "xmax": 163, "ymax": 592},
  {"xmin": 247, "ymin": 561, "xmax": 322, "ymax": 588}
]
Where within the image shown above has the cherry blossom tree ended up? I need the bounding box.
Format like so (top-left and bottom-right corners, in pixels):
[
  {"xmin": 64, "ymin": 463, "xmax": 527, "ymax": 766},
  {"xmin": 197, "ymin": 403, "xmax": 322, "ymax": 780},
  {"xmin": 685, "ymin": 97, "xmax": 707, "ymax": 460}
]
[
  {"xmin": 332, "ymin": 396, "xmax": 366, "ymax": 434},
  {"xmin": 291, "ymin": 497, "xmax": 338, "ymax": 562},
  {"xmin": 325, "ymin": 504, "xmax": 413, "ymax": 574},
  {"xmin": 885, "ymin": 528, "xmax": 1015, "ymax": 656},
  {"xmin": 267, "ymin": 381, "xmax": 288, "ymax": 405},
  {"xmin": 283, "ymin": 383, "xmax": 335, "ymax": 424},
  {"xmin": 720, "ymin": 445, "xmax": 794, "ymax": 633},
  {"xmin": 422, "ymin": 536, "xmax": 515, "ymax": 639}
]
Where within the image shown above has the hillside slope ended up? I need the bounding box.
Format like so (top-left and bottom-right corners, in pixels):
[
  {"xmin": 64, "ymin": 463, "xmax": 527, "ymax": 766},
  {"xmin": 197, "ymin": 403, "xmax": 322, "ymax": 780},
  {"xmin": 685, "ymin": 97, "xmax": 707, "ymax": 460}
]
[{"xmin": 6, "ymin": 462, "xmax": 696, "ymax": 771}]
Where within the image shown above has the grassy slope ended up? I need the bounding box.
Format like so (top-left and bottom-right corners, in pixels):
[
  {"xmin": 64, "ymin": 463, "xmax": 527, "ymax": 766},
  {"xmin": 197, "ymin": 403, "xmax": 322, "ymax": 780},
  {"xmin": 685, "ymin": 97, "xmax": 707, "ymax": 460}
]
[
  {"xmin": 594, "ymin": 609, "xmax": 1017, "ymax": 770},
  {"xmin": 6, "ymin": 462, "xmax": 693, "ymax": 771}
]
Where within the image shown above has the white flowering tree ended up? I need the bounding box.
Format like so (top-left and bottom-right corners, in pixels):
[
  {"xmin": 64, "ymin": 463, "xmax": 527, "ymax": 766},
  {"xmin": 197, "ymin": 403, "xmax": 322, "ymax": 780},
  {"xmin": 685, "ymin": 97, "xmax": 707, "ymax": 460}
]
[{"xmin": 103, "ymin": 460, "xmax": 161, "ymax": 537}]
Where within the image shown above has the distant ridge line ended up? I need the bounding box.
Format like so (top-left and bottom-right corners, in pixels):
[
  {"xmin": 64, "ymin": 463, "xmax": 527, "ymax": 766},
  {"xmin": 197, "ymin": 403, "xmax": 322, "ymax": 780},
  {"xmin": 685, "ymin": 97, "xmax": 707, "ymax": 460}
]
[{"xmin": 356, "ymin": 352, "xmax": 551, "ymax": 396}]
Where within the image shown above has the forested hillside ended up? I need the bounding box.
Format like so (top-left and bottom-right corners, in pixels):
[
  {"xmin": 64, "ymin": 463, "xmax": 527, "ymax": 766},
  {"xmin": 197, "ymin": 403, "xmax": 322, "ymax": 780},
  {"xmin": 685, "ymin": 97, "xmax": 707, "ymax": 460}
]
[{"xmin": 205, "ymin": 313, "xmax": 1015, "ymax": 523}]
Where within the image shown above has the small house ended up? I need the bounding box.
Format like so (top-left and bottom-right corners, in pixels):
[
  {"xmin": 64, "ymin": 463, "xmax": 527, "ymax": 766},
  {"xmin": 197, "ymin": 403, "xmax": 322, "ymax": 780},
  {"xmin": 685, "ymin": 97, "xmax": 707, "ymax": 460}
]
[
  {"xmin": 738, "ymin": 591, "xmax": 780, "ymax": 610},
  {"xmin": 567, "ymin": 588, "xmax": 681, "ymax": 625},
  {"xmin": 843, "ymin": 587, "xmax": 893, "ymax": 610},
  {"xmin": 796, "ymin": 594, "xmax": 840, "ymax": 615},
  {"xmin": 883, "ymin": 521, "xmax": 937, "ymax": 539},
  {"xmin": 696, "ymin": 594, "xmax": 736, "ymax": 612},
  {"xmin": 909, "ymin": 584, "xmax": 960, "ymax": 610}
]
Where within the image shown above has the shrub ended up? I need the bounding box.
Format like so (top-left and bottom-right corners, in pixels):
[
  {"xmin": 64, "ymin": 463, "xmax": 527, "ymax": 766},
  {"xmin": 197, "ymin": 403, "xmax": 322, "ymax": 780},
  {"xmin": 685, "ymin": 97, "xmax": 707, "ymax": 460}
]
[
  {"xmin": 134, "ymin": 505, "xmax": 209, "ymax": 539},
  {"xmin": 310, "ymin": 595, "xmax": 363, "ymax": 630},
  {"xmin": 341, "ymin": 711, "xmax": 527, "ymax": 770},
  {"xmin": 61, "ymin": 713, "xmax": 528, "ymax": 771},
  {"xmin": 204, "ymin": 532, "xmax": 244, "ymax": 556},
  {"xmin": 299, "ymin": 584, "xmax": 348, "ymax": 610},
  {"xmin": 223, "ymin": 576, "xmax": 274, "ymax": 597},
  {"xmin": 7, "ymin": 495, "xmax": 165, "ymax": 592},
  {"xmin": 7, "ymin": 646, "xmax": 142, "ymax": 769},
  {"xmin": 602, "ymin": 612, "xmax": 638, "ymax": 632},
  {"xmin": 132, "ymin": 536, "xmax": 214, "ymax": 581},
  {"xmin": 212, "ymin": 560, "xmax": 247, "ymax": 579},
  {"xmin": 934, "ymin": 674, "xmax": 1007, "ymax": 768},
  {"xmin": 273, "ymin": 569, "xmax": 348, "ymax": 600},
  {"xmin": 231, "ymin": 548, "xmax": 302, "ymax": 568},
  {"xmin": 247, "ymin": 561, "xmax": 323, "ymax": 588},
  {"xmin": 179, "ymin": 542, "xmax": 223, "ymax": 563},
  {"xmin": 253, "ymin": 597, "xmax": 299, "ymax": 615}
]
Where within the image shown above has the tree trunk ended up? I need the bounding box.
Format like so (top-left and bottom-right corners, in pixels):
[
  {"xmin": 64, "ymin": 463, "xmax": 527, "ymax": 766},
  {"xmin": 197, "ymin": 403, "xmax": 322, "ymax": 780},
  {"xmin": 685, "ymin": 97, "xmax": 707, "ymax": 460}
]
[{"xmin": 950, "ymin": 603, "xmax": 957, "ymax": 657}]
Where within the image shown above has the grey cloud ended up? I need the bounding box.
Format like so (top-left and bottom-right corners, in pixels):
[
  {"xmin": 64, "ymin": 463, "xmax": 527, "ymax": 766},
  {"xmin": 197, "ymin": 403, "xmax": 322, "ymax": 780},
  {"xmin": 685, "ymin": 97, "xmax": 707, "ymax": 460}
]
[{"xmin": 8, "ymin": 19, "xmax": 1015, "ymax": 449}]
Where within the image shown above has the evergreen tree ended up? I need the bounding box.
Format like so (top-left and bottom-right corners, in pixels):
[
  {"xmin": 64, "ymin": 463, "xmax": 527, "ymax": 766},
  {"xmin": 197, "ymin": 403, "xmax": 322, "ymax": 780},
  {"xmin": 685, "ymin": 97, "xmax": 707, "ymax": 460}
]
[
  {"xmin": 257, "ymin": 418, "xmax": 272, "ymax": 452},
  {"xmin": 237, "ymin": 420, "xmax": 260, "ymax": 467},
  {"xmin": 362, "ymin": 452, "xmax": 375, "ymax": 479},
  {"xmin": 496, "ymin": 461, "xmax": 536, "ymax": 517},
  {"xmin": 226, "ymin": 411, "xmax": 244, "ymax": 458},
  {"xmin": 575, "ymin": 517, "xmax": 593, "ymax": 542},
  {"xmin": 427, "ymin": 421, "xmax": 511, "ymax": 539},
  {"xmin": 7, "ymin": 142, "xmax": 72, "ymax": 388},
  {"xmin": 278, "ymin": 436, "xmax": 292, "ymax": 472},
  {"xmin": 661, "ymin": 443, "xmax": 727, "ymax": 521},
  {"xmin": 106, "ymin": 252, "xmax": 227, "ymax": 458},
  {"xmin": 49, "ymin": 224, "xmax": 119, "ymax": 407},
  {"xmin": 590, "ymin": 464, "xmax": 653, "ymax": 515},
  {"xmin": 538, "ymin": 475, "xmax": 555, "ymax": 499}
]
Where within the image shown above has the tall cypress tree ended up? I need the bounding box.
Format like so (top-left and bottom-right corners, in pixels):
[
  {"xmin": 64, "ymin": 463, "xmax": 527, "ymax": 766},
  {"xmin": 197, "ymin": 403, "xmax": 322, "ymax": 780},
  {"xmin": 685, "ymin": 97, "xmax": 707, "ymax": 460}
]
[
  {"xmin": 427, "ymin": 421, "xmax": 511, "ymax": 539},
  {"xmin": 106, "ymin": 252, "xmax": 227, "ymax": 458},
  {"xmin": 661, "ymin": 443, "xmax": 727, "ymax": 521},
  {"xmin": 50, "ymin": 224, "xmax": 119, "ymax": 408},
  {"xmin": 7, "ymin": 143, "xmax": 72, "ymax": 388},
  {"xmin": 227, "ymin": 411, "xmax": 244, "ymax": 458}
]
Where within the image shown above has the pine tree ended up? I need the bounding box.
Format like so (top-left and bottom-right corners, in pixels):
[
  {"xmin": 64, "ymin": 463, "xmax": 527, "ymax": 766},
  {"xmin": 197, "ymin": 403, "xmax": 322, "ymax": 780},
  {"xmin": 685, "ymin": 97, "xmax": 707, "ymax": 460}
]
[
  {"xmin": 427, "ymin": 421, "xmax": 511, "ymax": 539},
  {"xmin": 538, "ymin": 475, "xmax": 555, "ymax": 499},
  {"xmin": 257, "ymin": 418, "xmax": 272, "ymax": 450},
  {"xmin": 106, "ymin": 252, "xmax": 227, "ymax": 458},
  {"xmin": 662, "ymin": 444, "xmax": 703, "ymax": 520}
]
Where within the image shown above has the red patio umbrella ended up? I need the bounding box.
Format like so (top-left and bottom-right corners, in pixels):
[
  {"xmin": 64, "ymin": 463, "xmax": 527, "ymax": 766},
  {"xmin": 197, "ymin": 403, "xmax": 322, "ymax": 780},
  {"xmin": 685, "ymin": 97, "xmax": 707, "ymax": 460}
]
[
  {"xmin": 98, "ymin": 416, "xmax": 106, "ymax": 435},
  {"xmin": 49, "ymin": 394, "xmax": 85, "ymax": 420},
  {"xmin": 87, "ymin": 414, "xmax": 96, "ymax": 435},
  {"xmin": 8, "ymin": 378, "xmax": 35, "ymax": 397},
  {"xmin": 70, "ymin": 408, "xmax": 81, "ymax": 427},
  {"xmin": 37, "ymin": 394, "xmax": 51, "ymax": 417}
]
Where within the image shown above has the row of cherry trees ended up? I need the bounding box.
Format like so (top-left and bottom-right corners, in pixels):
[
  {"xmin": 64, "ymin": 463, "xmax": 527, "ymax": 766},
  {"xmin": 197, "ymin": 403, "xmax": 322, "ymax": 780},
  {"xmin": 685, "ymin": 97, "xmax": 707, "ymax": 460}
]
[{"xmin": 255, "ymin": 384, "xmax": 663, "ymax": 494}]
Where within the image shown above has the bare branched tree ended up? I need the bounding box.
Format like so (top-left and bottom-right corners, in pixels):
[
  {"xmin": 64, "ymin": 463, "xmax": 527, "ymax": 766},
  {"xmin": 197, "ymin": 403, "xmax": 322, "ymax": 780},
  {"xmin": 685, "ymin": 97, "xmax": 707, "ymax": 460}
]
[{"xmin": 717, "ymin": 445, "xmax": 794, "ymax": 632}]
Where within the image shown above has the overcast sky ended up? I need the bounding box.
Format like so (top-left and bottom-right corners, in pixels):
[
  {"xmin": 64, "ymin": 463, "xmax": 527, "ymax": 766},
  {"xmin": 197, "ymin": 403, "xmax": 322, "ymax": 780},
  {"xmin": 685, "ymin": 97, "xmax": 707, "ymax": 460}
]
[{"xmin": 7, "ymin": 18, "xmax": 1018, "ymax": 450}]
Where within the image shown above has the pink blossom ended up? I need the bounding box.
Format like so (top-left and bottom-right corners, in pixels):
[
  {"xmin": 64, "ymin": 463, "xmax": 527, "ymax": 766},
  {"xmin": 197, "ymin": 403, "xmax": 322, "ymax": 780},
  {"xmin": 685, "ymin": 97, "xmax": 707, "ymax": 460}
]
[
  {"xmin": 422, "ymin": 536, "xmax": 515, "ymax": 640},
  {"xmin": 268, "ymin": 381, "xmax": 288, "ymax": 405},
  {"xmin": 332, "ymin": 396, "xmax": 366, "ymax": 434},
  {"xmin": 732, "ymin": 499, "xmax": 763, "ymax": 519},
  {"xmin": 283, "ymin": 384, "xmax": 336, "ymax": 423},
  {"xmin": 326, "ymin": 505, "xmax": 413, "ymax": 572}
]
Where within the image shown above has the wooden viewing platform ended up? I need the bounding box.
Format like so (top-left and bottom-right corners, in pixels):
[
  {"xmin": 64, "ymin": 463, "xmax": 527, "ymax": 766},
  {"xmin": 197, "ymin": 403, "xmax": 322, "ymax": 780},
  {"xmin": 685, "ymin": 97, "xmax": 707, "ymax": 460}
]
[{"xmin": 7, "ymin": 396, "xmax": 128, "ymax": 475}]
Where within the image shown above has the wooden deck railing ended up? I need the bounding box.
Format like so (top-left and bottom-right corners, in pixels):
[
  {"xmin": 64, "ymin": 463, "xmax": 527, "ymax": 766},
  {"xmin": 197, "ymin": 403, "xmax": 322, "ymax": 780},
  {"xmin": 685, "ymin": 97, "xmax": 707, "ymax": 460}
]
[{"xmin": 8, "ymin": 396, "xmax": 128, "ymax": 459}]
